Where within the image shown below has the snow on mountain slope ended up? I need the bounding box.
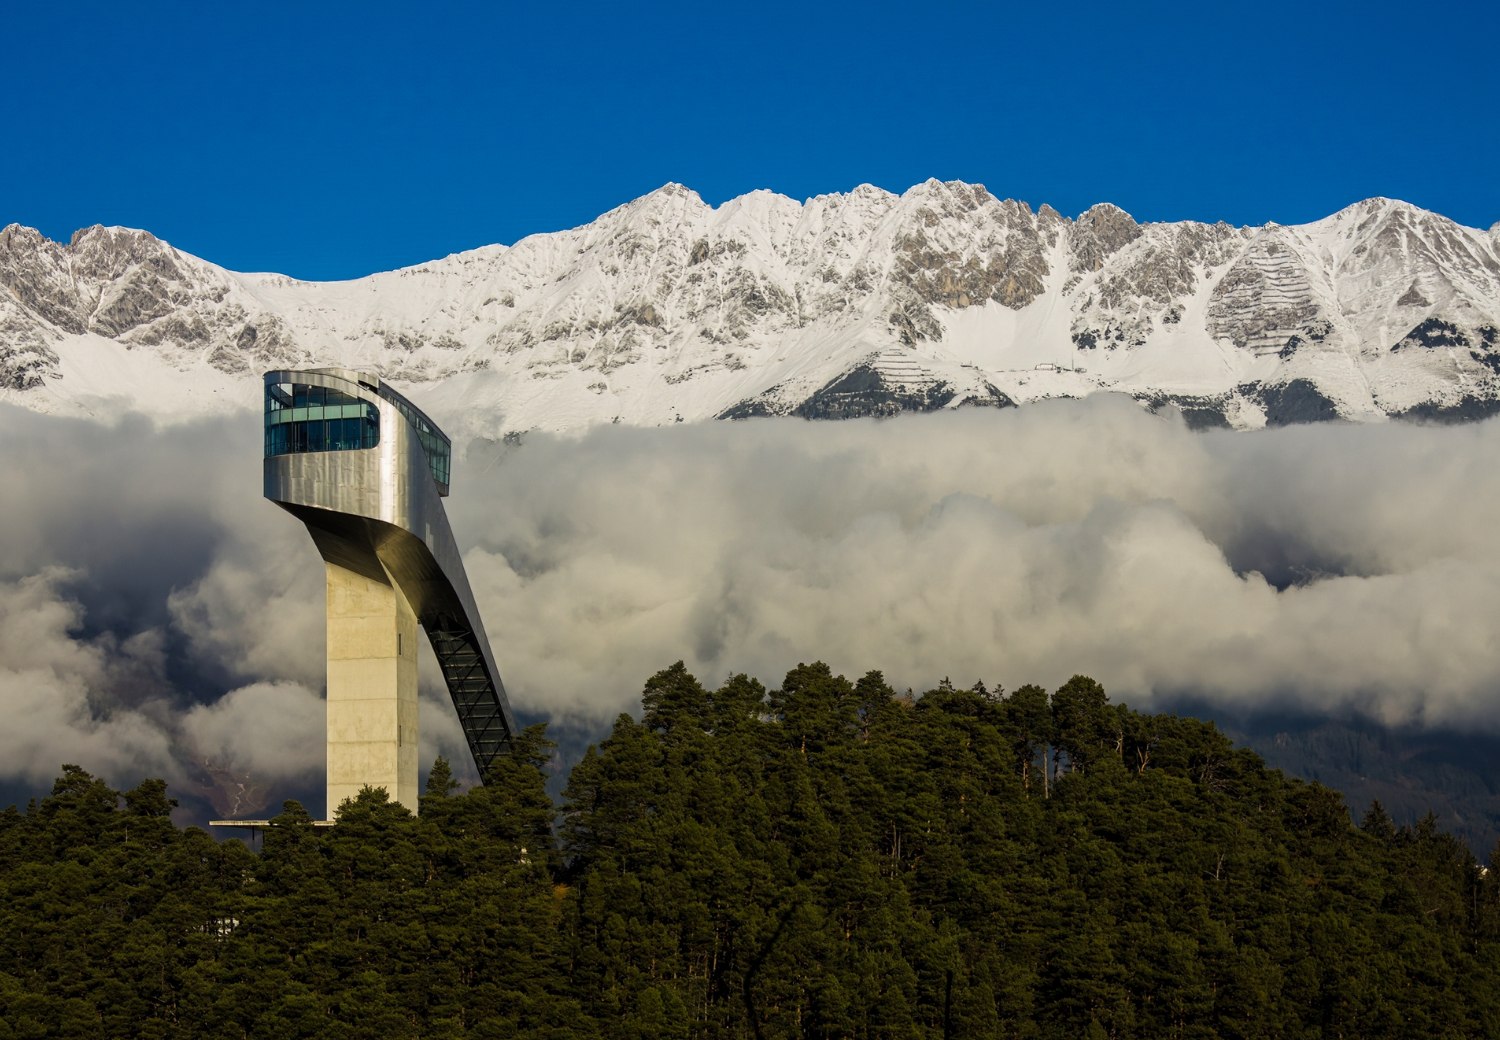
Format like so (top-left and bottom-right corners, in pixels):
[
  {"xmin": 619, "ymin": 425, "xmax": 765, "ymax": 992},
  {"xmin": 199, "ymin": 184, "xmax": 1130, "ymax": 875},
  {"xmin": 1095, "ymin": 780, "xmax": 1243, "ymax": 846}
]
[{"xmin": 3, "ymin": 183, "xmax": 1498, "ymax": 436}]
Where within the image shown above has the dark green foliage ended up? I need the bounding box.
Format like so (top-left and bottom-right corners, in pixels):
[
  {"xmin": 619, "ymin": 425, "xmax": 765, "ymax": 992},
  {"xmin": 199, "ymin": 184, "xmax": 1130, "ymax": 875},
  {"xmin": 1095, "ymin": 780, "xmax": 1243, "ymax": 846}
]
[
  {"xmin": 0, "ymin": 743, "xmax": 587, "ymax": 1040},
  {"xmin": 4, "ymin": 670, "xmax": 1500, "ymax": 1038},
  {"xmin": 556, "ymin": 666, "xmax": 1500, "ymax": 1038},
  {"xmin": 425, "ymin": 755, "xmax": 460, "ymax": 800}
]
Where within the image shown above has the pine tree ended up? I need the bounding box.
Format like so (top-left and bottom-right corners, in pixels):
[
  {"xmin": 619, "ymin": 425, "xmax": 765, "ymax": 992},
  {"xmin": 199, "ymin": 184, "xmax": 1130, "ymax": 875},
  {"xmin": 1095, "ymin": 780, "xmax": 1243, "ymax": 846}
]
[
  {"xmin": 425, "ymin": 755, "xmax": 459, "ymax": 798},
  {"xmin": 1004, "ymin": 683, "xmax": 1052, "ymax": 795}
]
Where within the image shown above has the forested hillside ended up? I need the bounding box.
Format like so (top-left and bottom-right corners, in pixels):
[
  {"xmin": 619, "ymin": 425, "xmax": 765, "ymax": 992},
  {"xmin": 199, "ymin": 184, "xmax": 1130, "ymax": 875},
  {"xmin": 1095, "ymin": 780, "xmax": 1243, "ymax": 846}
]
[{"xmin": 4, "ymin": 663, "xmax": 1498, "ymax": 1039}]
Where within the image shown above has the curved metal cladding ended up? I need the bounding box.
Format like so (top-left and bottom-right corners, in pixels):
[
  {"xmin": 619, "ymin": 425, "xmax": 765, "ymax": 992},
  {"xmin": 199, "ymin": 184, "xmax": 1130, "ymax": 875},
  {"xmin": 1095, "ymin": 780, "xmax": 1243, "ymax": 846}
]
[{"xmin": 263, "ymin": 368, "xmax": 517, "ymax": 788}]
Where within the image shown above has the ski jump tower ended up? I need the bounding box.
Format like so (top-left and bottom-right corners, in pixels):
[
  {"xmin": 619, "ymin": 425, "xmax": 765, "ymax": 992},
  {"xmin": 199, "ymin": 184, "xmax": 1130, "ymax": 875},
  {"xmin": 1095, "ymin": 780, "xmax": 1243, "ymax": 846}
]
[{"xmin": 261, "ymin": 368, "xmax": 516, "ymax": 818}]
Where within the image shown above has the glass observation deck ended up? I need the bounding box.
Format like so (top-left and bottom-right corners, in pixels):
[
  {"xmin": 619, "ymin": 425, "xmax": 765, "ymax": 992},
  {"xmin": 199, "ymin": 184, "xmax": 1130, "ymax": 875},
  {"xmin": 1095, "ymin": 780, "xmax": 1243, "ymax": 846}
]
[
  {"xmin": 264, "ymin": 381, "xmax": 380, "ymax": 455},
  {"xmin": 264, "ymin": 377, "xmax": 452, "ymax": 496}
]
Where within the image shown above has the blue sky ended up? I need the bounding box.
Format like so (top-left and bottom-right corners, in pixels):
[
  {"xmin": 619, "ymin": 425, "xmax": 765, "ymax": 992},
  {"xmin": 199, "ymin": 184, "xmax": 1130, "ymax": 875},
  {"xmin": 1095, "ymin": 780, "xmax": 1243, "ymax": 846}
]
[{"xmin": 3, "ymin": 0, "xmax": 1495, "ymax": 280}]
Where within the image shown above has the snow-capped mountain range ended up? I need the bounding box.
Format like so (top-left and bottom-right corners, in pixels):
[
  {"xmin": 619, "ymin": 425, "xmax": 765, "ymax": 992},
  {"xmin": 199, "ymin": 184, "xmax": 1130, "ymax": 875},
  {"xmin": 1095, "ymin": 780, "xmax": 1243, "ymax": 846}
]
[{"xmin": 3, "ymin": 180, "xmax": 1499, "ymax": 435}]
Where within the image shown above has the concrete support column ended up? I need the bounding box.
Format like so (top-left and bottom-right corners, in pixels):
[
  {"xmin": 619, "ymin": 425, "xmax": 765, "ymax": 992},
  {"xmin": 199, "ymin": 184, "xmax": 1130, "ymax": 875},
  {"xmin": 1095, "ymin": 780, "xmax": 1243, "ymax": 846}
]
[{"xmin": 324, "ymin": 560, "xmax": 419, "ymax": 817}]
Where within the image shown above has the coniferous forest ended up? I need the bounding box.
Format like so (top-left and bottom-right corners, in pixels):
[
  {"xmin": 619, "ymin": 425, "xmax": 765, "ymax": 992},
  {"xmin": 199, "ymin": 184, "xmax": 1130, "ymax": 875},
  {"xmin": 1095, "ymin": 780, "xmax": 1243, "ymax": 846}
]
[{"xmin": 4, "ymin": 663, "xmax": 1499, "ymax": 1039}]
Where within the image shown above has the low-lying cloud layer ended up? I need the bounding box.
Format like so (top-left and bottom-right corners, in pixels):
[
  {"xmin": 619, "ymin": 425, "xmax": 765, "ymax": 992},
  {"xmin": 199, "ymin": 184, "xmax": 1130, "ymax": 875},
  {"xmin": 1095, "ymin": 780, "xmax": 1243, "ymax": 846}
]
[{"xmin": 2, "ymin": 396, "xmax": 1498, "ymax": 810}]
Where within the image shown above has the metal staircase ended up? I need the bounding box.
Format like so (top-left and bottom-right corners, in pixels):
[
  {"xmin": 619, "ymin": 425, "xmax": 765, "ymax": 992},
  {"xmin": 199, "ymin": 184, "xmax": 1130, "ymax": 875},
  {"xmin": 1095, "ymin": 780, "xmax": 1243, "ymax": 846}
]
[{"xmin": 427, "ymin": 623, "xmax": 514, "ymax": 778}]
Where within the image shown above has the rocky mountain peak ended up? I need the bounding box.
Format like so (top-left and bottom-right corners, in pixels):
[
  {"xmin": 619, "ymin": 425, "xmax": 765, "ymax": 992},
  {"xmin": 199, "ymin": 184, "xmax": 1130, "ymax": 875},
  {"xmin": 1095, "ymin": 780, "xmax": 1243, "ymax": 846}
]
[
  {"xmin": 903, "ymin": 178, "xmax": 996, "ymax": 213},
  {"xmin": 1068, "ymin": 202, "xmax": 1142, "ymax": 273},
  {"xmin": 1328, "ymin": 197, "xmax": 1436, "ymax": 238},
  {"xmin": 633, "ymin": 182, "xmax": 707, "ymax": 210},
  {"xmin": 66, "ymin": 224, "xmax": 185, "ymax": 284},
  {"xmin": 1077, "ymin": 202, "xmax": 1134, "ymax": 221},
  {"xmin": 595, "ymin": 183, "xmax": 711, "ymax": 233},
  {"xmin": 1, "ymin": 223, "xmax": 55, "ymax": 252},
  {"xmin": 2, "ymin": 183, "xmax": 1498, "ymax": 431}
]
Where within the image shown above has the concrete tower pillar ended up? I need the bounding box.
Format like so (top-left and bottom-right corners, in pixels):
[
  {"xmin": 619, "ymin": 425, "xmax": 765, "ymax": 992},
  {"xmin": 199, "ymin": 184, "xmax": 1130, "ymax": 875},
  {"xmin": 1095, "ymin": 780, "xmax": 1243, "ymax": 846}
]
[{"xmin": 324, "ymin": 560, "xmax": 420, "ymax": 816}]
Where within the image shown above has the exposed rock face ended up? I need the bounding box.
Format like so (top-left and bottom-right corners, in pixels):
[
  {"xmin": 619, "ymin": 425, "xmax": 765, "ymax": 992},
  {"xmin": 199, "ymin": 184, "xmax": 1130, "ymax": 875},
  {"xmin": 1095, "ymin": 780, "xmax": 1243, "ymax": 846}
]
[
  {"xmin": 1072, "ymin": 219, "xmax": 1247, "ymax": 351},
  {"xmin": 0, "ymin": 224, "xmax": 81, "ymax": 334},
  {"xmin": 1207, "ymin": 229, "xmax": 1323, "ymax": 351},
  {"xmin": 889, "ymin": 183, "xmax": 1059, "ymax": 320},
  {"xmin": 1068, "ymin": 202, "xmax": 1142, "ymax": 273},
  {"xmin": 2, "ymin": 186, "xmax": 1499, "ymax": 432},
  {"xmin": 0, "ymin": 304, "xmax": 59, "ymax": 389},
  {"xmin": 0, "ymin": 221, "xmax": 301, "ymax": 386}
]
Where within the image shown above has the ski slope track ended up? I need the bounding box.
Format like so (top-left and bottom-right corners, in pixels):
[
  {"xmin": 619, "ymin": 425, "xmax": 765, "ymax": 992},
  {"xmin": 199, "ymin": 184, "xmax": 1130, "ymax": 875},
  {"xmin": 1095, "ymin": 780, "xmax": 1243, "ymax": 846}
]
[{"xmin": 4, "ymin": 182, "xmax": 1499, "ymax": 435}]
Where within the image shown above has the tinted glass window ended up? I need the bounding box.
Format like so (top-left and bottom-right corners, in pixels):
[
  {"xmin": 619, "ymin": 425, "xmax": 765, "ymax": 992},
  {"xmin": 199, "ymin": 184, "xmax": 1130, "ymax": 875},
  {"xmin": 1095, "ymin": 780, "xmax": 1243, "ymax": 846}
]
[{"xmin": 264, "ymin": 382, "xmax": 379, "ymax": 458}]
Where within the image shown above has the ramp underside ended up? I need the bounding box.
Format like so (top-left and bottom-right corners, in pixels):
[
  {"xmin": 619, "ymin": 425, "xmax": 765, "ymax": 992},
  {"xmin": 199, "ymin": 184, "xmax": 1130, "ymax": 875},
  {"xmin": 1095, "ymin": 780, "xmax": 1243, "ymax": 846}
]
[{"xmin": 291, "ymin": 505, "xmax": 516, "ymax": 781}]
